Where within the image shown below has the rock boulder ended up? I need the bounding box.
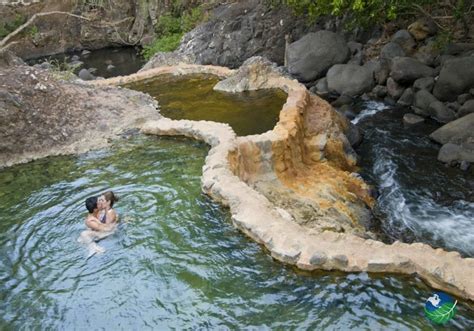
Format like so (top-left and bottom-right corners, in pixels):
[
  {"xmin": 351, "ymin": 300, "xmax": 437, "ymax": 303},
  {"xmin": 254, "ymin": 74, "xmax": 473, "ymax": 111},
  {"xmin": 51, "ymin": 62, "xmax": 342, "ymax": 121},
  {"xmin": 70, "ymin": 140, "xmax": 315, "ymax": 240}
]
[
  {"xmin": 433, "ymin": 56, "xmax": 474, "ymax": 102},
  {"xmin": 430, "ymin": 113, "xmax": 474, "ymax": 145},
  {"xmin": 287, "ymin": 31, "xmax": 350, "ymax": 82},
  {"xmin": 391, "ymin": 57, "xmax": 436, "ymax": 84},
  {"xmin": 326, "ymin": 64, "xmax": 374, "ymax": 97}
]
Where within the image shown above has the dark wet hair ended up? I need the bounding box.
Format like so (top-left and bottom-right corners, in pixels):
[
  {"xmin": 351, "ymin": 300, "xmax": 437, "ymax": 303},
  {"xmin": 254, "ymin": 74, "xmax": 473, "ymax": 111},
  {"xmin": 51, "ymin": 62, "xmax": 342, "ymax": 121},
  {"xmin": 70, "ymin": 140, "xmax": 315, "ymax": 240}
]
[
  {"xmin": 85, "ymin": 196, "xmax": 98, "ymax": 213},
  {"xmin": 103, "ymin": 191, "xmax": 119, "ymax": 207}
]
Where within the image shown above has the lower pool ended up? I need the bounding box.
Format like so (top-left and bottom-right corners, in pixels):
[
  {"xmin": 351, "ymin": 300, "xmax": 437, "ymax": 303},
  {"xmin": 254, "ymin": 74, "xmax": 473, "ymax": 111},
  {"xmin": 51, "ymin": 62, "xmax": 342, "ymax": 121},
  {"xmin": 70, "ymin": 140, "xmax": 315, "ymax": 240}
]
[{"xmin": 0, "ymin": 135, "xmax": 472, "ymax": 329}]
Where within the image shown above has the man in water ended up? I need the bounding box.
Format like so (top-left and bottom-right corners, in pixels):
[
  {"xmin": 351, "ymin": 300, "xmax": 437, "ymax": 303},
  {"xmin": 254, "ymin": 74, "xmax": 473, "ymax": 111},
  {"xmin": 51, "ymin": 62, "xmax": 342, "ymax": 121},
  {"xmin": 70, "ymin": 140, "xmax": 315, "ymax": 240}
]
[{"xmin": 78, "ymin": 196, "xmax": 117, "ymax": 255}]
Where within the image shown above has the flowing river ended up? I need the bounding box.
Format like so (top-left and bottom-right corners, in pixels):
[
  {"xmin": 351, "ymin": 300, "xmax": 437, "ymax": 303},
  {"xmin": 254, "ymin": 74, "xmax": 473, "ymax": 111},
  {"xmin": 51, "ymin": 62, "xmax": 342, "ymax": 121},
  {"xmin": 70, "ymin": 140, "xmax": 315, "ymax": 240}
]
[{"xmin": 353, "ymin": 101, "xmax": 474, "ymax": 257}]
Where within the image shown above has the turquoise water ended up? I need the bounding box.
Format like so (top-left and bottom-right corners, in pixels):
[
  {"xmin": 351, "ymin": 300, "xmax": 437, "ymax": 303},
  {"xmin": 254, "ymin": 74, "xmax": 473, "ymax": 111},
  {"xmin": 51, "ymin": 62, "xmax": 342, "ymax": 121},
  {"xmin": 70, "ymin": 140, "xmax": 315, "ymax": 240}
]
[{"xmin": 0, "ymin": 135, "xmax": 473, "ymax": 329}]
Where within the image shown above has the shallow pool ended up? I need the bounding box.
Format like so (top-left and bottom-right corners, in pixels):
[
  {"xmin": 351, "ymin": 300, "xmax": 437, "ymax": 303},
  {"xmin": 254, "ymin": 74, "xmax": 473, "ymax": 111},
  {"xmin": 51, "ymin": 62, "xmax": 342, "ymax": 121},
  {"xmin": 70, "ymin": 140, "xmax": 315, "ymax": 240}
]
[
  {"xmin": 125, "ymin": 74, "xmax": 287, "ymax": 136},
  {"xmin": 0, "ymin": 136, "xmax": 473, "ymax": 329}
]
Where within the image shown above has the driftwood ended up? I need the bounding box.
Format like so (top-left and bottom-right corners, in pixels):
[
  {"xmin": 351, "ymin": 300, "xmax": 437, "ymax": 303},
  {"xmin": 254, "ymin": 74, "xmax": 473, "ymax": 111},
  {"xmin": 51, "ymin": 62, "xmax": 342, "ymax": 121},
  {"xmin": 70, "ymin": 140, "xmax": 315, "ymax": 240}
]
[
  {"xmin": 0, "ymin": 11, "xmax": 90, "ymax": 48},
  {"xmin": 0, "ymin": 11, "xmax": 138, "ymax": 50}
]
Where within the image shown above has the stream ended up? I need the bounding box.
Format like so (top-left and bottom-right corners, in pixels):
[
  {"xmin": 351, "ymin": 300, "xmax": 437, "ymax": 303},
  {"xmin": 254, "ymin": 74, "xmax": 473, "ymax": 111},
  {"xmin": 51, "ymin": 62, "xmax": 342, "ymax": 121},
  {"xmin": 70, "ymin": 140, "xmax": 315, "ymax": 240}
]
[{"xmin": 352, "ymin": 101, "xmax": 474, "ymax": 257}]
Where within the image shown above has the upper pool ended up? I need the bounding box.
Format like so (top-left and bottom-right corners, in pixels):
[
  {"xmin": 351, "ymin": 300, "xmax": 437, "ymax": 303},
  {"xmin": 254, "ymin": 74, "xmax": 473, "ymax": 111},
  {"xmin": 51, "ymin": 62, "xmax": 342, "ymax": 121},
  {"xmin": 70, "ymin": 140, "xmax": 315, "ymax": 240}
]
[
  {"xmin": 125, "ymin": 74, "xmax": 287, "ymax": 136},
  {"xmin": 1, "ymin": 135, "xmax": 473, "ymax": 329}
]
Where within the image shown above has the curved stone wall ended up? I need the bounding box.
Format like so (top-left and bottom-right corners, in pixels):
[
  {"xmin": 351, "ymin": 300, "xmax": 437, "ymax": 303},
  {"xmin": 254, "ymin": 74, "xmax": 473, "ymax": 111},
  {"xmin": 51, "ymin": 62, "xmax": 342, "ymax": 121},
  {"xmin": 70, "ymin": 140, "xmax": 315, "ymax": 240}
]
[{"xmin": 90, "ymin": 61, "xmax": 474, "ymax": 302}]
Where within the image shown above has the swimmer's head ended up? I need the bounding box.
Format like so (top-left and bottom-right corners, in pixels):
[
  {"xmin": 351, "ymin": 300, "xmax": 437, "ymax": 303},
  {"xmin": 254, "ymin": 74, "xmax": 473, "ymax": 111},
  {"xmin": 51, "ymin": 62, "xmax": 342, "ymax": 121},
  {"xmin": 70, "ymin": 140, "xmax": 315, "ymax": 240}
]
[
  {"xmin": 85, "ymin": 196, "xmax": 98, "ymax": 213},
  {"xmin": 102, "ymin": 191, "xmax": 119, "ymax": 207}
]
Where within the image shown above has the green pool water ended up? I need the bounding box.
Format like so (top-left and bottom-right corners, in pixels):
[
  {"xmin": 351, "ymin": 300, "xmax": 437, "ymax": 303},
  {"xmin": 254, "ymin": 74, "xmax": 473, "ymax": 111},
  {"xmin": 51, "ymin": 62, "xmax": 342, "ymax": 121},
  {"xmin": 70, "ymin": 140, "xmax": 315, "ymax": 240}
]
[
  {"xmin": 0, "ymin": 136, "xmax": 473, "ymax": 329},
  {"xmin": 124, "ymin": 74, "xmax": 287, "ymax": 136}
]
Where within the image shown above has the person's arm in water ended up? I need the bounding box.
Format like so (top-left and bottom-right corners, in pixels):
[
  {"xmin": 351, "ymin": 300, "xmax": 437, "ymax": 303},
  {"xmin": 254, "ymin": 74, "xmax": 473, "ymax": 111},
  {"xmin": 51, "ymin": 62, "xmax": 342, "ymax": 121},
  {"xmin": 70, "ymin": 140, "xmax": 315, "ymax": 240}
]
[{"xmin": 86, "ymin": 215, "xmax": 114, "ymax": 231}]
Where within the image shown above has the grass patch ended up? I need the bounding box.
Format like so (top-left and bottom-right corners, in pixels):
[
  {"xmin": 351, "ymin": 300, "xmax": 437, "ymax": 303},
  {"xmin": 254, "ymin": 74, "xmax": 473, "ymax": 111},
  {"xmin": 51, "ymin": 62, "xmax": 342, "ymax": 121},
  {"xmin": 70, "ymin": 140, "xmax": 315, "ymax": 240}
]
[
  {"xmin": 142, "ymin": 6, "xmax": 207, "ymax": 60},
  {"xmin": 0, "ymin": 14, "xmax": 26, "ymax": 39}
]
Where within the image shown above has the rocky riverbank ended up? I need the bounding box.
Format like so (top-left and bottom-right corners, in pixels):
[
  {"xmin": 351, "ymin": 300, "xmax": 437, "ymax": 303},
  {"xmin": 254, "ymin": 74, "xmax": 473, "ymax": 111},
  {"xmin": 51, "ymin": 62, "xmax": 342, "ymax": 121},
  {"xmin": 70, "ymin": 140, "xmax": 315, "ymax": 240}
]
[
  {"xmin": 141, "ymin": 0, "xmax": 474, "ymax": 169},
  {"xmin": 0, "ymin": 50, "xmax": 159, "ymax": 168},
  {"xmin": 91, "ymin": 58, "xmax": 474, "ymax": 301}
]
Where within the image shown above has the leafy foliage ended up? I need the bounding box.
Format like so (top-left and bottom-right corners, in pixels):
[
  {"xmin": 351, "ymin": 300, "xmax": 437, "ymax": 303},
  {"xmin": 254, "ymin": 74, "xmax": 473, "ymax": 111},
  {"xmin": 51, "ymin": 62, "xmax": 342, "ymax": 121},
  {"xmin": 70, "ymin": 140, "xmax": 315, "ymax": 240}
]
[
  {"xmin": 0, "ymin": 14, "xmax": 26, "ymax": 39},
  {"xmin": 142, "ymin": 5, "xmax": 206, "ymax": 60},
  {"xmin": 424, "ymin": 302, "xmax": 457, "ymax": 324},
  {"xmin": 142, "ymin": 33, "xmax": 184, "ymax": 59},
  {"xmin": 268, "ymin": 0, "xmax": 437, "ymax": 27},
  {"xmin": 28, "ymin": 25, "xmax": 39, "ymax": 38}
]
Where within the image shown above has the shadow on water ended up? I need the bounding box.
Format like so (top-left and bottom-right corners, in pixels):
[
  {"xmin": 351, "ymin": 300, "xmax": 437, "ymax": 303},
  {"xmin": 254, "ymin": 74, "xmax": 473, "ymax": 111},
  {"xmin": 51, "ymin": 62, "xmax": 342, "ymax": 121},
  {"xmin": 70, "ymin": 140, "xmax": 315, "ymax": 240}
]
[
  {"xmin": 27, "ymin": 47, "xmax": 145, "ymax": 78},
  {"xmin": 0, "ymin": 135, "xmax": 473, "ymax": 329}
]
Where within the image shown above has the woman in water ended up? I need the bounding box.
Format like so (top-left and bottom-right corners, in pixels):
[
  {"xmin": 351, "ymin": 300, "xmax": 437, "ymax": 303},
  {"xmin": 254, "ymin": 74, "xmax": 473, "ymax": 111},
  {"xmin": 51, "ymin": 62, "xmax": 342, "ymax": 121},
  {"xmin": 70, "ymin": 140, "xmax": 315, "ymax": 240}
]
[{"xmin": 97, "ymin": 191, "xmax": 119, "ymax": 225}]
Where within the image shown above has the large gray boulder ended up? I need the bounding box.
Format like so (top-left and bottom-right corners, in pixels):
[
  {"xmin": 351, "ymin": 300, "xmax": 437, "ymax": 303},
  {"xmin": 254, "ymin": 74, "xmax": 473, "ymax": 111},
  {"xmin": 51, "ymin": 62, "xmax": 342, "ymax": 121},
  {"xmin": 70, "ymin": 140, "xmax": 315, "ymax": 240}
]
[
  {"xmin": 430, "ymin": 112, "xmax": 474, "ymax": 145},
  {"xmin": 433, "ymin": 56, "xmax": 474, "ymax": 102},
  {"xmin": 287, "ymin": 31, "xmax": 350, "ymax": 82},
  {"xmin": 428, "ymin": 100, "xmax": 455, "ymax": 123},
  {"xmin": 413, "ymin": 90, "xmax": 438, "ymax": 116},
  {"xmin": 326, "ymin": 64, "xmax": 374, "ymax": 97},
  {"xmin": 391, "ymin": 57, "xmax": 436, "ymax": 84}
]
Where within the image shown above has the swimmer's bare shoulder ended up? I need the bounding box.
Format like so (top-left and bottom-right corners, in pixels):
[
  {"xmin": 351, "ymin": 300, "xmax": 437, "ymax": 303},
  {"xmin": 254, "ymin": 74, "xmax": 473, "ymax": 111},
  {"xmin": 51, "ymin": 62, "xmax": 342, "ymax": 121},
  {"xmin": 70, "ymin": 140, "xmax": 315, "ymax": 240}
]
[{"xmin": 105, "ymin": 209, "xmax": 118, "ymax": 224}]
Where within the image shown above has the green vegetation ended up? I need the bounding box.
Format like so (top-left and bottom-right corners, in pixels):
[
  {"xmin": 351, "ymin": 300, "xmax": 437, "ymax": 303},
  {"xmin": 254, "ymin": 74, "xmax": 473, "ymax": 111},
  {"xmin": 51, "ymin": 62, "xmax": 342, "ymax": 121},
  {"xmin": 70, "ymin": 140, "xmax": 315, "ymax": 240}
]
[
  {"xmin": 0, "ymin": 14, "xmax": 26, "ymax": 39},
  {"xmin": 269, "ymin": 0, "xmax": 471, "ymax": 30},
  {"xmin": 48, "ymin": 59, "xmax": 82, "ymax": 81},
  {"xmin": 142, "ymin": 6, "xmax": 206, "ymax": 60},
  {"xmin": 28, "ymin": 25, "xmax": 39, "ymax": 38}
]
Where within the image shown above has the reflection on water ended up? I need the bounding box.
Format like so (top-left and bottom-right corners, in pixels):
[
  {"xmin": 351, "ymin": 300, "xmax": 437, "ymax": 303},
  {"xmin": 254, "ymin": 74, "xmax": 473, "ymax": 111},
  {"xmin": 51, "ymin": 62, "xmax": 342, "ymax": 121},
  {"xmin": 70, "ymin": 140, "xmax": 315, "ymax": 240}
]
[
  {"xmin": 125, "ymin": 74, "xmax": 287, "ymax": 136},
  {"xmin": 0, "ymin": 135, "xmax": 473, "ymax": 329},
  {"xmin": 354, "ymin": 101, "xmax": 474, "ymax": 257},
  {"xmin": 28, "ymin": 47, "xmax": 145, "ymax": 78}
]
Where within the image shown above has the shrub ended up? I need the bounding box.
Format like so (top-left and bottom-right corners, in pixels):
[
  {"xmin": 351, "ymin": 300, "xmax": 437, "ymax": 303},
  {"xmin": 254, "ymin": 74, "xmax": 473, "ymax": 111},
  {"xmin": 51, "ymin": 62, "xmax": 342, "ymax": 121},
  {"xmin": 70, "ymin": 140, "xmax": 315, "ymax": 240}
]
[
  {"xmin": 142, "ymin": 5, "xmax": 206, "ymax": 60},
  {"xmin": 0, "ymin": 14, "xmax": 26, "ymax": 39},
  {"xmin": 268, "ymin": 0, "xmax": 437, "ymax": 27},
  {"xmin": 142, "ymin": 33, "xmax": 184, "ymax": 59}
]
